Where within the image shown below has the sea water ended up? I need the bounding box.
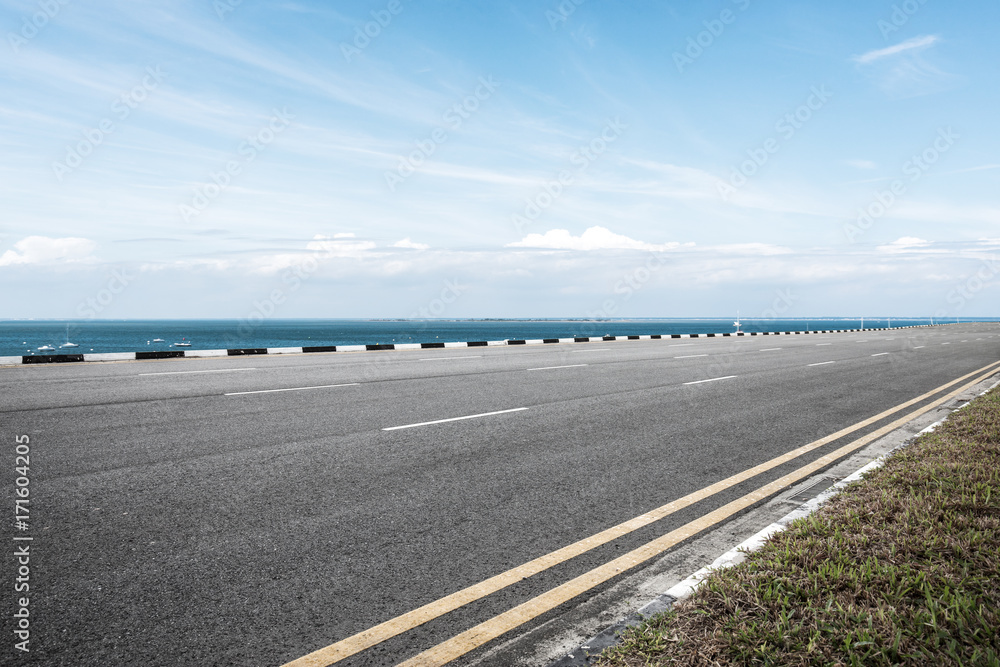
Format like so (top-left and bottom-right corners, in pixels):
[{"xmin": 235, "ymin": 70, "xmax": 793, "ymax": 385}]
[{"xmin": 0, "ymin": 318, "xmax": 971, "ymax": 358}]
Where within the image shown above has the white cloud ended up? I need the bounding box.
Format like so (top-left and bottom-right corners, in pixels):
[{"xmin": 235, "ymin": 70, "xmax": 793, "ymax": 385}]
[
  {"xmin": 877, "ymin": 237, "xmax": 934, "ymax": 254},
  {"xmin": 393, "ymin": 238, "xmax": 430, "ymax": 250},
  {"xmin": 704, "ymin": 243, "xmax": 794, "ymax": 256},
  {"xmin": 854, "ymin": 35, "xmax": 939, "ymax": 64},
  {"xmin": 305, "ymin": 233, "xmax": 377, "ymax": 255},
  {"xmin": 248, "ymin": 234, "xmax": 380, "ymax": 274},
  {"xmin": 506, "ymin": 226, "xmax": 679, "ymax": 252},
  {"xmin": 0, "ymin": 236, "xmax": 98, "ymax": 266}
]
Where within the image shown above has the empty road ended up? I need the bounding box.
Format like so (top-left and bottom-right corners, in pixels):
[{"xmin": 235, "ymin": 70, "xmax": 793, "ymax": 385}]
[{"xmin": 2, "ymin": 323, "xmax": 999, "ymax": 666}]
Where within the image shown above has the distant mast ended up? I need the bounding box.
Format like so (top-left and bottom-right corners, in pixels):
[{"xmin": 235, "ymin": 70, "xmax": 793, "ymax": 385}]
[{"xmin": 734, "ymin": 311, "xmax": 743, "ymax": 334}]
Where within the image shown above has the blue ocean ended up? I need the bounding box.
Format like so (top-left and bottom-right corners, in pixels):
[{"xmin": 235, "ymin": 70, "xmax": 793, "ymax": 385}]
[{"xmin": 0, "ymin": 318, "xmax": 979, "ymax": 358}]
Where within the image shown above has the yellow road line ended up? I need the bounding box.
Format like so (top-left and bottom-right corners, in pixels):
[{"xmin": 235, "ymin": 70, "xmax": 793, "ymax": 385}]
[
  {"xmin": 398, "ymin": 361, "xmax": 1000, "ymax": 666},
  {"xmin": 282, "ymin": 360, "xmax": 1000, "ymax": 667}
]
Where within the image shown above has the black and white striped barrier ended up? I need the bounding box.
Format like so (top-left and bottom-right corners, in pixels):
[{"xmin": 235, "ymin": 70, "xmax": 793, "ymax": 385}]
[{"xmin": 0, "ymin": 325, "xmax": 938, "ymax": 366}]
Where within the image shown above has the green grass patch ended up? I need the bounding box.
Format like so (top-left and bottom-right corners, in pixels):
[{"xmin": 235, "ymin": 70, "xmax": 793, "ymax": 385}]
[{"xmin": 598, "ymin": 386, "xmax": 1000, "ymax": 666}]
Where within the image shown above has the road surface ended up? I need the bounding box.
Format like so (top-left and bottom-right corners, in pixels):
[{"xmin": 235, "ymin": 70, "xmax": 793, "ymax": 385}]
[{"xmin": 2, "ymin": 323, "xmax": 998, "ymax": 666}]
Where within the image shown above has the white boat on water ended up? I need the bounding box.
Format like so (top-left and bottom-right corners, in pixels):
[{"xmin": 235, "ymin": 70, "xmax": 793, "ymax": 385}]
[
  {"xmin": 152, "ymin": 338, "xmax": 166, "ymax": 343},
  {"xmin": 173, "ymin": 338, "xmax": 192, "ymax": 347},
  {"xmin": 37, "ymin": 344, "xmax": 56, "ymax": 352},
  {"xmin": 58, "ymin": 324, "xmax": 79, "ymax": 348}
]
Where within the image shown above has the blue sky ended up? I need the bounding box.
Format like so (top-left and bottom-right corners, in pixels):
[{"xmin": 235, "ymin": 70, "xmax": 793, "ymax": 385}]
[{"xmin": 1, "ymin": 0, "xmax": 998, "ymax": 320}]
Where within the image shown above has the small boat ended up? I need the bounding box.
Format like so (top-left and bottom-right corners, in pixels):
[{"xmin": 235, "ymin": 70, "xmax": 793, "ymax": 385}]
[
  {"xmin": 173, "ymin": 337, "xmax": 192, "ymax": 347},
  {"xmin": 152, "ymin": 338, "xmax": 165, "ymax": 343},
  {"xmin": 59, "ymin": 324, "xmax": 79, "ymax": 348},
  {"xmin": 37, "ymin": 345, "xmax": 56, "ymax": 352},
  {"xmin": 734, "ymin": 311, "xmax": 744, "ymax": 334}
]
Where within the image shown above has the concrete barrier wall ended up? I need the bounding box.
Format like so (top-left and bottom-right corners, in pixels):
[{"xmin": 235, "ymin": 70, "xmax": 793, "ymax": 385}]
[{"xmin": 0, "ymin": 325, "xmax": 939, "ymax": 367}]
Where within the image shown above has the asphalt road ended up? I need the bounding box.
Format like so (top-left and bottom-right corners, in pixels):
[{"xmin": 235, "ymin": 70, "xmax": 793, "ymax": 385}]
[{"xmin": 2, "ymin": 323, "xmax": 999, "ymax": 666}]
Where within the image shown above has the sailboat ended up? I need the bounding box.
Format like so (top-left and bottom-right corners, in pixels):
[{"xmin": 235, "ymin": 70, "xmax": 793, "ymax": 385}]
[
  {"xmin": 59, "ymin": 324, "xmax": 79, "ymax": 348},
  {"xmin": 734, "ymin": 311, "xmax": 744, "ymax": 334}
]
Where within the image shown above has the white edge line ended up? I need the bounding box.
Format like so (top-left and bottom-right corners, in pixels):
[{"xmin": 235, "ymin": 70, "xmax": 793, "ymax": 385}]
[
  {"xmin": 674, "ymin": 354, "xmax": 709, "ymax": 359},
  {"xmin": 808, "ymin": 361, "xmax": 836, "ymax": 367},
  {"xmin": 526, "ymin": 364, "xmax": 588, "ymax": 371},
  {"xmin": 419, "ymin": 356, "xmax": 482, "ymax": 361},
  {"xmin": 383, "ymin": 407, "xmax": 529, "ymax": 431},
  {"xmin": 141, "ymin": 368, "xmax": 258, "ymax": 376},
  {"xmin": 561, "ymin": 360, "xmax": 1000, "ymax": 656},
  {"xmin": 225, "ymin": 383, "xmax": 359, "ymax": 396},
  {"xmin": 872, "ymin": 352, "xmax": 890, "ymax": 357},
  {"xmin": 661, "ymin": 374, "xmax": 1000, "ymax": 604},
  {"xmin": 683, "ymin": 375, "xmax": 736, "ymax": 385},
  {"xmin": 662, "ymin": 456, "xmax": 886, "ymax": 601}
]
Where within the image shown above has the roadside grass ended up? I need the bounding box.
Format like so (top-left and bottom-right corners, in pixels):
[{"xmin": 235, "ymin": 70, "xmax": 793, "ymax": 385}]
[{"xmin": 598, "ymin": 387, "xmax": 1000, "ymax": 666}]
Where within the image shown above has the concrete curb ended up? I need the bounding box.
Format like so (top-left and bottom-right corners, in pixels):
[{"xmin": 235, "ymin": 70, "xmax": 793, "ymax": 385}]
[
  {"xmin": 548, "ymin": 373, "xmax": 1000, "ymax": 667},
  {"xmin": 0, "ymin": 325, "xmax": 934, "ymax": 366}
]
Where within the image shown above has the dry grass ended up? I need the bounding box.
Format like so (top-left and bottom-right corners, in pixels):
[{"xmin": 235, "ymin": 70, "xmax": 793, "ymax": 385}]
[{"xmin": 598, "ymin": 387, "xmax": 1000, "ymax": 666}]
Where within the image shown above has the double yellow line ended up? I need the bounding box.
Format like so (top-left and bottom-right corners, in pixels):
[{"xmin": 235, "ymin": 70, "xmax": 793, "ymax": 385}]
[{"xmin": 285, "ymin": 360, "xmax": 1000, "ymax": 667}]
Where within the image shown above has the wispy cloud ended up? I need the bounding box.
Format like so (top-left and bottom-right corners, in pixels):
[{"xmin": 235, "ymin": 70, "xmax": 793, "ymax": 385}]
[
  {"xmin": 941, "ymin": 164, "xmax": 1000, "ymax": 176},
  {"xmin": 3, "ymin": 2, "xmax": 999, "ymax": 318},
  {"xmin": 853, "ymin": 35, "xmax": 959, "ymax": 98},
  {"xmin": 854, "ymin": 35, "xmax": 939, "ymax": 64}
]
